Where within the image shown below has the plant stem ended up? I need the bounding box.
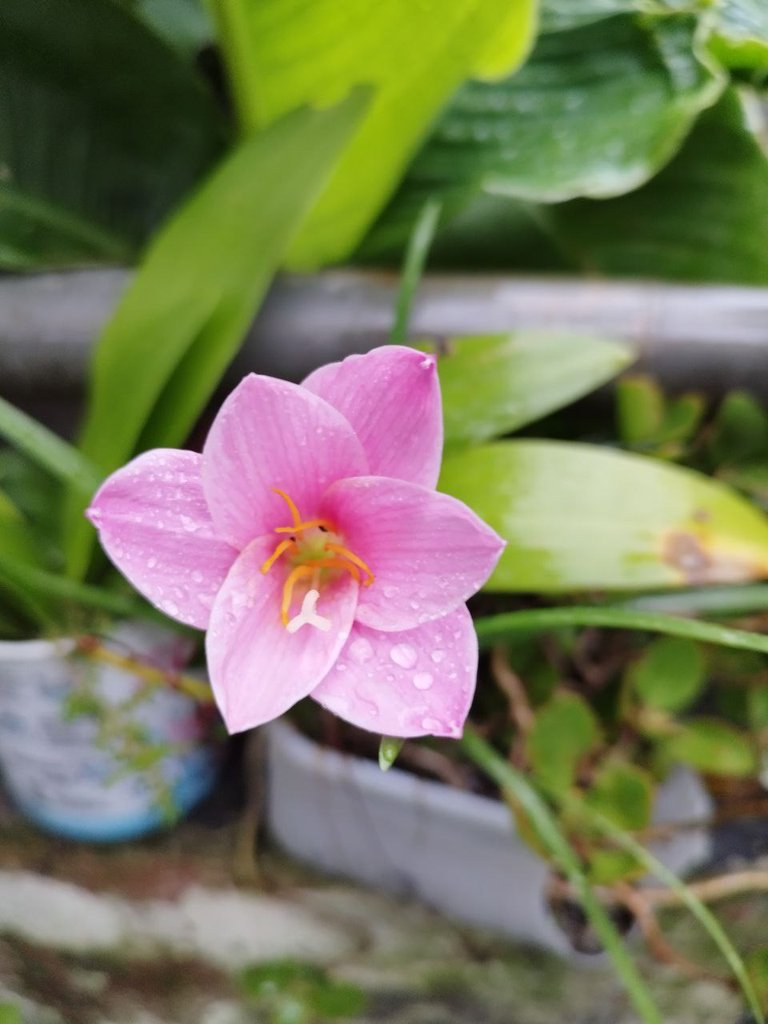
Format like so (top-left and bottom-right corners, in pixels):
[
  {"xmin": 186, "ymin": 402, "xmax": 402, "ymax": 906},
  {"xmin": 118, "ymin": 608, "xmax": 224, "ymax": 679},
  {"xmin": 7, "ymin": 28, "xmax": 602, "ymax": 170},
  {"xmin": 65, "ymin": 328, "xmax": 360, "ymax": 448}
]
[
  {"xmin": 388, "ymin": 198, "xmax": 442, "ymax": 346},
  {"xmin": 75, "ymin": 636, "xmax": 214, "ymax": 705}
]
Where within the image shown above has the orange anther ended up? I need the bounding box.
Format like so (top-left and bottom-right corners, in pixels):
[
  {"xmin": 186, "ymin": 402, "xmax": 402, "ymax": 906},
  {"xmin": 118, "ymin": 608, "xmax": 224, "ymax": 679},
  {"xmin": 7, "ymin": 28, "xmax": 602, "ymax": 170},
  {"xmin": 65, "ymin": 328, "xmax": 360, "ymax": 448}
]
[{"xmin": 325, "ymin": 542, "xmax": 375, "ymax": 586}]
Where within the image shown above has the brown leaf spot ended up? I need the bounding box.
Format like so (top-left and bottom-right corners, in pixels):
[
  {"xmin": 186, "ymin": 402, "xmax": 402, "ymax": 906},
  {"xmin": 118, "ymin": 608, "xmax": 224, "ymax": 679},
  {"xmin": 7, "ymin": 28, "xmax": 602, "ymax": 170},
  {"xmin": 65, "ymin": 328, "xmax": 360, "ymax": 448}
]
[{"xmin": 661, "ymin": 530, "xmax": 768, "ymax": 585}]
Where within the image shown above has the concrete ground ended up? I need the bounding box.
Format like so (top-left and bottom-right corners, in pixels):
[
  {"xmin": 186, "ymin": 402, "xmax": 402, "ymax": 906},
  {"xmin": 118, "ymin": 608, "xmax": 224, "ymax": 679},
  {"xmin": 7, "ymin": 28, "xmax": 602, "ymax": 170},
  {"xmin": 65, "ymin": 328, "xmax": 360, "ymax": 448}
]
[{"xmin": 0, "ymin": 774, "xmax": 758, "ymax": 1024}]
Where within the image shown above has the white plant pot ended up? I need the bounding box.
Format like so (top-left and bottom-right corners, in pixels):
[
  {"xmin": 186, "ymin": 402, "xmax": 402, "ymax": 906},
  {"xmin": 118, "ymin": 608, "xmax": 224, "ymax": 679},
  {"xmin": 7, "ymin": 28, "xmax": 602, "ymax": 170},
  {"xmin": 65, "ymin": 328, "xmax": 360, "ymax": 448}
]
[
  {"xmin": 0, "ymin": 622, "xmax": 217, "ymax": 842},
  {"xmin": 265, "ymin": 720, "xmax": 712, "ymax": 956}
]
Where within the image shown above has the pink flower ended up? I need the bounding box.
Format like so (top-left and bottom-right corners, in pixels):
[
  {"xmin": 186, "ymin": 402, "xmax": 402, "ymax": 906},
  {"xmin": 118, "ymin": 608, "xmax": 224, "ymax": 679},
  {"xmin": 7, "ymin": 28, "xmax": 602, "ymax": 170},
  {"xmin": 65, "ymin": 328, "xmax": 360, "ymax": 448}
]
[{"xmin": 87, "ymin": 347, "xmax": 505, "ymax": 738}]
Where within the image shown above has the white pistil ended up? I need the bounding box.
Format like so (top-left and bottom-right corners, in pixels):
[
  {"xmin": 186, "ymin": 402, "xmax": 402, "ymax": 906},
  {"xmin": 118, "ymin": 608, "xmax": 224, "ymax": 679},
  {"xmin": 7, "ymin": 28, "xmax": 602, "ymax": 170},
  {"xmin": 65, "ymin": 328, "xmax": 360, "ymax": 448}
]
[{"xmin": 286, "ymin": 588, "xmax": 331, "ymax": 634}]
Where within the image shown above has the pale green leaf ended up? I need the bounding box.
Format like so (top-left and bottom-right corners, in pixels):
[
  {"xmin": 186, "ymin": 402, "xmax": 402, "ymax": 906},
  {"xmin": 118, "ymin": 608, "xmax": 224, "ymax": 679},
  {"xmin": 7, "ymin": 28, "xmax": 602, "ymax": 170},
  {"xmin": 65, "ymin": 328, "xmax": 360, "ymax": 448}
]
[
  {"xmin": 211, "ymin": 0, "xmax": 538, "ymax": 267},
  {"xmin": 666, "ymin": 718, "xmax": 758, "ymax": 775},
  {"xmin": 435, "ymin": 333, "xmax": 633, "ymax": 448},
  {"xmin": 708, "ymin": 0, "xmax": 768, "ymax": 72},
  {"xmin": 584, "ymin": 760, "xmax": 653, "ymax": 831},
  {"xmin": 0, "ymin": 0, "xmax": 225, "ymax": 269},
  {"xmin": 525, "ymin": 692, "xmax": 601, "ymax": 794},
  {"xmin": 439, "ymin": 440, "xmax": 768, "ymax": 591},
  {"xmin": 64, "ymin": 95, "xmax": 368, "ymax": 579}
]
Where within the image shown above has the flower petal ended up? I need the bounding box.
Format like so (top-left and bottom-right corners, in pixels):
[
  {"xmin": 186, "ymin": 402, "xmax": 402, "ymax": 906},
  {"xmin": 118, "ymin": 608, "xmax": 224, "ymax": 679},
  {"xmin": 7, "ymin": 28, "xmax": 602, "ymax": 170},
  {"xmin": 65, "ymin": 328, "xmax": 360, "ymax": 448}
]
[
  {"xmin": 86, "ymin": 450, "xmax": 238, "ymax": 629},
  {"xmin": 202, "ymin": 374, "xmax": 368, "ymax": 549},
  {"xmin": 206, "ymin": 537, "xmax": 358, "ymax": 733},
  {"xmin": 303, "ymin": 346, "xmax": 443, "ymax": 488},
  {"xmin": 312, "ymin": 605, "xmax": 477, "ymax": 738},
  {"xmin": 322, "ymin": 476, "xmax": 505, "ymax": 631}
]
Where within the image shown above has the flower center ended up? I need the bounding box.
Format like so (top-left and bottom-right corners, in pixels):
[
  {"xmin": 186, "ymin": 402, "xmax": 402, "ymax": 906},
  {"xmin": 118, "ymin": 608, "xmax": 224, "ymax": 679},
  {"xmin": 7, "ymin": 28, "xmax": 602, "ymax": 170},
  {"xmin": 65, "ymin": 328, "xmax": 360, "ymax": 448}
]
[{"xmin": 260, "ymin": 488, "xmax": 374, "ymax": 632}]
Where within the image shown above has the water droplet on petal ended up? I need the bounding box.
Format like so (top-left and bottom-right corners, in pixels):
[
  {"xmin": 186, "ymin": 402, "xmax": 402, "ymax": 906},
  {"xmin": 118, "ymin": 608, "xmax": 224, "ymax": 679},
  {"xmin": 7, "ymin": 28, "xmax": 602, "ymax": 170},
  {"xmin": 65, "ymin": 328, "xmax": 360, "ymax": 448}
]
[
  {"xmin": 147, "ymin": 557, "xmax": 158, "ymax": 569},
  {"xmin": 383, "ymin": 585, "xmax": 399, "ymax": 599},
  {"xmin": 431, "ymin": 650, "xmax": 445, "ymax": 664},
  {"xmin": 421, "ymin": 716, "xmax": 443, "ymax": 733},
  {"xmin": 390, "ymin": 643, "xmax": 418, "ymax": 669},
  {"xmin": 191, "ymin": 570, "xmax": 204, "ymax": 583},
  {"xmin": 413, "ymin": 672, "xmax": 433, "ymax": 690},
  {"xmin": 349, "ymin": 637, "xmax": 374, "ymax": 664}
]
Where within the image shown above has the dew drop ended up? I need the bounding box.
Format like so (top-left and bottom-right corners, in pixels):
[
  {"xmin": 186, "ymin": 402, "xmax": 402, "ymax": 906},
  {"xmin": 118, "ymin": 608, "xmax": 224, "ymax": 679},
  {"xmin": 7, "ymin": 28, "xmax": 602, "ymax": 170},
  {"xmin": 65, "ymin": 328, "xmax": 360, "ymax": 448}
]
[
  {"xmin": 383, "ymin": 585, "xmax": 399, "ymax": 599},
  {"xmin": 412, "ymin": 672, "xmax": 434, "ymax": 690},
  {"xmin": 390, "ymin": 643, "xmax": 418, "ymax": 669},
  {"xmin": 421, "ymin": 716, "xmax": 443, "ymax": 733},
  {"xmin": 147, "ymin": 557, "xmax": 158, "ymax": 569},
  {"xmin": 349, "ymin": 637, "xmax": 374, "ymax": 664},
  {"xmin": 430, "ymin": 650, "xmax": 445, "ymax": 664},
  {"xmin": 191, "ymin": 570, "xmax": 204, "ymax": 583}
]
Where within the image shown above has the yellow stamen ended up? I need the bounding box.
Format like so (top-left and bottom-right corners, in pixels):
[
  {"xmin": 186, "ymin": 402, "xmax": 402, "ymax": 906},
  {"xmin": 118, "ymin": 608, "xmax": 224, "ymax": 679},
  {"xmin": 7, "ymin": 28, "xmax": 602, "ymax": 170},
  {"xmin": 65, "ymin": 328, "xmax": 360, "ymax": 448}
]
[
  {"xmin": 281, "ymin": 564, "xmax": 315, "ymax": 626},
  {"xmin": 275, "ymin": 517, "xmax": 336, "ymax": 535},
  {"xmin": 260, "ymin": 537, "xmax": 296, "ymax": 575},
  {"xmin": 272, "ymin": 487, "xmax": 302, "ymax": 529},
  {"xmin": 325, "ymin": 542, "xmax": 375, "ymax": 586}
]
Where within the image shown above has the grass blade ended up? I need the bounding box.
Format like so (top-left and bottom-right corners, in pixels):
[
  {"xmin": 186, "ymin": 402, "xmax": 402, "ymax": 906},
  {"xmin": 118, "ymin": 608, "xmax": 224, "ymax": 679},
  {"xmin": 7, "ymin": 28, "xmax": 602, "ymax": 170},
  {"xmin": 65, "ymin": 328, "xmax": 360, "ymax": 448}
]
[
  {"xmin": 460, "ymin": 727, "xmax": 662, "ymax": 1024},
  {"xmin": 388, "ymin": 197, "xmax": 441, "ymax": 346},
  {"xmin": 474, "ymin": 605, "xmax": 768, "ymax": 656}
]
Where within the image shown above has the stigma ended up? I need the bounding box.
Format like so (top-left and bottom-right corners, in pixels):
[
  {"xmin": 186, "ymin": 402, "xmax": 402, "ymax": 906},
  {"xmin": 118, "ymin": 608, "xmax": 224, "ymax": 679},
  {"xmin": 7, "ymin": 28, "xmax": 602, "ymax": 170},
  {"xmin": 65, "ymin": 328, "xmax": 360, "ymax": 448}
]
[{"xmin": 260, "ymin": 488, "xmax": 374, "ymax": 631}]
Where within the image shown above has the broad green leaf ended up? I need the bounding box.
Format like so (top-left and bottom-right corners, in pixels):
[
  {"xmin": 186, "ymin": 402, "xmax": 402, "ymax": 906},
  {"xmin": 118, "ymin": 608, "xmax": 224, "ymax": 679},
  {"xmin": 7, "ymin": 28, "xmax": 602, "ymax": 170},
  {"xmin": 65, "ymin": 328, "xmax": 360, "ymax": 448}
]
[
  {"xmin": 434, "ymin": 333, "xmax": 633, "ymax": 448},
  {"xmin": 0, "ymin": 490, "xmax": 55, "ymax": 628},
  {"xmin": 708, "ymin": 0, "xmax": 768, "ymax": 72},
  {"xmin": 0, "ymin": 0, "xmax": 225, "ymax": 269},
  {"xmin": 584, "ymin": 760, "xmax": 653, "ymax": 831},
  {"xmin": 709, "ymin": 391, "xmax": 768, "ymax": 467},
  {"xmin": 551, "ymin": 89, "xmax": 768, "ymax": 283},
  {"xmin": 439, "ymin": 440, "xmax": 768, "ymax": 591},
  {"xmin": 366, "ymin": 9, "xmax": 722, "ymax": 250},
  {"xmin": 0, "ymin": 395, "xmax": 103, "ymax": 495},
  {"xmin": 525, "ymin": 692, "xmax": 601, "ymax": 794},
  {"xmin": 211, "ymin": 0, "xmax": 538, "ymax": 267},
  {"xmin": 628, "ymin": 636, "xmax": 707, "ymax": 712},
  {"xmin": 64, "ymin": 95, "xmax": 367, "ymax": 579},
  {"xmin": 666, "ymin": 718, "xmax": 757, "ymax": 775}
]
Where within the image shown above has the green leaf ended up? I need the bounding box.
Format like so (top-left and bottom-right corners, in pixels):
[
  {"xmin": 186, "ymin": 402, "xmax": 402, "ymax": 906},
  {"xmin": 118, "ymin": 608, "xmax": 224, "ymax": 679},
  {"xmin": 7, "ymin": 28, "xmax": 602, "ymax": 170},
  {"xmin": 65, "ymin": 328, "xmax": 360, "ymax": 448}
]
[
  {"xmin": 0, "ymin": 0, "xmax": 225, "ymax": 269},
  {"xmin": 584, "ymin": 760, "xmax": 653, "ymax": 831},
  {"xmin": 378, "ymin": 737, "xmax": 405, "ymax": 772},
  {"xmin": 435, "ymin": 333, "xmax": 633, "ymax": 448},
  {"xmin": 709, "ymin": 391, "xmax": 768, "ymax": 467},
  {"xmin": 64, "ymin": 95, "xmax": 367, "ymax": 579},
  {"xmin": 628, "ymin": 636, "xmax": 707, "ymax": 712},
  {"xmin": 438, "ymin": 440, "xmax": 768, "ymax": 591},
  {"xmin": 460, "ymin": 728, "xmax": 663, "ymax": 1024},
  {"xmin": 666, "ymin": 718, "xmax": 757, "ymax": 775},
  {"xmin": 748, "ymin": 686, "xmax": 768, "ymax": 730},
  {"xmin": 0, "ymin": 395, "xmax": 103, "ymax": 495},
  {"xmin": 211, "ymin": 0, "xmax": 538, "ymax": 267},
  {"xmin": 708, "ymin": 0, "xmax": 768, "ymax": 73},
  {"xmin": 405, "ymin": 13, "xmax": 721, "ymax": 205},
  {"xmin": 525, "ymin": 692, "xmax": 601, "ymax": 794},
  {"xmin": 121, "ymin": 0, "xmax": 214, "ymax": 59},
  {"xmin": 616, "ymin": 375, "xmax": 666, "ymax": 447},
  {"xmin": 310, "ymin": 981, "xmax": 367, "ymax": 1018},
  {"xmin": 551, "ymin": 89, "xmax": 768, "ymax": 284},
  {"xmin": 747, "ymin": 947, "xmax": 768, "ymax": 1015},
  {"xmin": 0, "ymin": 1005, "xmax": 21, "ymax": 1024},
  {"xmin": 388, "ymin": 198, "xmax": 442, "ymax": 346},
  {"xmin": 474, "ymin": 605, "xmax": 768, "ymax": 658}
]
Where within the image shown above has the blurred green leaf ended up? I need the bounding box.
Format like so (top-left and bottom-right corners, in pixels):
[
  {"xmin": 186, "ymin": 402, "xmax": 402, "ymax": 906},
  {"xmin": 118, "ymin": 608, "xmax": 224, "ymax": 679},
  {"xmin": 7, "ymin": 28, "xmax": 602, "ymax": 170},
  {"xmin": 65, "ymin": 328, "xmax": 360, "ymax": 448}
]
[
  {"xmin": 439, "ymin": 440, "xmax": 768, "ymax": 591},
  {"xmin": 666, "ymin": 718, "xmax": 757, "ymax": 775},
  {"xmin": 628, "ymin": 636, "xmax": 707, "ymax": 712},
  {"xmin": 709, "ymin": 391, "xmax": 768, "ymax": 467},
  {"xmin": 720, "ymin": 463, "xmax": 768, "ymax": 504},
  {"xmin": 367, "ymin": 9, "xmax": 722, "ymax": 250},
  {"xmin": 0, "ymin": 1005, "xmax": 21, "ymax": 1024},
  {"xmin": 551, "ymin": 89, "xmax": 768, "ymax": 284},
  {"xmin": 708, "ymin": 0, "xmax": 768, "ymax": 73},
  {"xmin": 435, "ymin": 333, "xmax": 633, "ymax": 448},
  {"xmin": 0, "ymin": 396, "xmax": 103, "ymax": 496},
  {"xmin": 0, "ymin": 0, "xmax": 225, "ymax": 269},
  {"xmin": 64, "ymin": 95, "xmax": 367, "ymax": 579},
  {"xmin": 616, "ymin": 375, "xmax": 665, "ymax": 447},
  {"xmin": 584, "ymin": 760, "xmax": 653, "ymax": 831},
  {"xmin": 211, "ymin": 0, "xmax": 537, "ymax": 267},
  {"xmin": 539, "ymin": 0, "xmax": 636, "ymax": 33},
  {"xmin": 747, "ymin": 947, "xmax": 768, "ymax": 1014},
  {"xmin": 748, "ymin": 685, "xmax": 768, "ymax": 730},
  {"xmin": 120, "ymin": 0, "xmax": 214, "ymax": 59},
  {"xmin": 310, "ymin": 981, "xmax": 367, "ymax": 1018},
  {"xmin": 525, "ymin": 692, "xmax": 601, "ymax": 793}
]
